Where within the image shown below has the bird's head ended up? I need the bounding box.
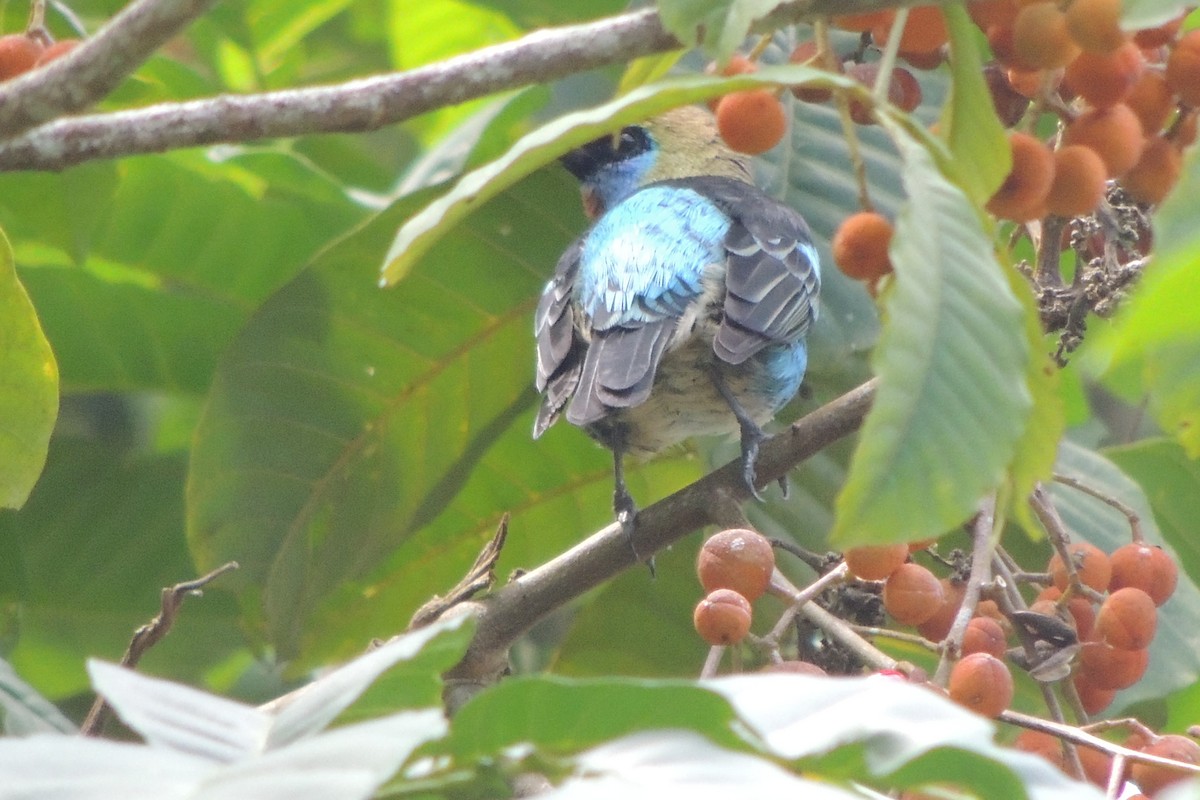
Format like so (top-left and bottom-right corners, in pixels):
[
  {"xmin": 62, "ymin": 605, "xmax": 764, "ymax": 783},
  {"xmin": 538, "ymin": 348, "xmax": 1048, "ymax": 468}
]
[{"xmin": 561, "ymin": 105, "xmax": 752, "ymax": 219}]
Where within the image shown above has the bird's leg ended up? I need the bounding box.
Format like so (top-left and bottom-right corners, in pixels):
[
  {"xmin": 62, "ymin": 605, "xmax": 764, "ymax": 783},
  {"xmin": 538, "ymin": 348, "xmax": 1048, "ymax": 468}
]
[
  {"xmin": 710, "ymin": 367, "xmax": 767, "ymax": 501},
  {"xmin": 611, "ymin": 448, "xmax": 655, "ymax": 576}
]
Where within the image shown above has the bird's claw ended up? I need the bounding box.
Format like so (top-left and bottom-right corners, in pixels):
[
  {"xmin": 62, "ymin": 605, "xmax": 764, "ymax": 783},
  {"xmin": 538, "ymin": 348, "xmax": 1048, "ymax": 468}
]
[{"xmin": 741, "ymin": 428, "xmax": 766, "ymax": 502}]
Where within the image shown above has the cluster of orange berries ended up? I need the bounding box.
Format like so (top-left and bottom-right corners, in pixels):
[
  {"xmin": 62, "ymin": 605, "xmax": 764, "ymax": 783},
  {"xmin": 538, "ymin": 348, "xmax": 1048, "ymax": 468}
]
[
  {"xmin": 979, "ymin": 0, "xmax": 1198, "ymax": 217},
  {"xmin": 0, "ymin": 32, "xmax": 79, "ymax": 80},
  {"xmin": 1018, "ymin": 726, "xmax": 1200, "ymax": 796},
  {"xmin": 707, "ymin": 23, "xmax": 932, "ymax": 158},
  {"xmin": 692, "ymin": 528, "xmax": 777, "ymax": 646}
]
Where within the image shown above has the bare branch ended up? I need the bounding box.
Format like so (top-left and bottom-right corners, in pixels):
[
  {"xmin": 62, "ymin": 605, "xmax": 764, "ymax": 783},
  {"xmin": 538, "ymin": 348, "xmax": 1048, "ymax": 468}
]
[
  {"xmin": 0, "ymin": 0, "xmax": 222, "ymax": 139},
  {"xmin": 80, "ymin": 561, "xmax": 239, "ymax": 737},
  {"xmin": 446, "ymin": 378, "xmax": 877, "ymax": 687},
  {"xmin": 0, "ymin": 0, "xmax": 970, "ymax": 171}
]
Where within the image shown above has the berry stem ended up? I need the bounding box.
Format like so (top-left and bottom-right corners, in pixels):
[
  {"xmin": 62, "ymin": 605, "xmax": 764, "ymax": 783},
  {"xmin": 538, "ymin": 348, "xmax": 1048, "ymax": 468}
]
[
  {"xmin": 818, "ymin": 19, "xmax": 873, "ymax": 211},
  {"xmin": 932, "ymin": 493, "xmax": 999, "ymax": 688},
  {"xmin": 761, "ymin": 561, "xmax": 849, "ymax": 648},
  {"xmin": 872, "ymin": 6, "xmax": 907, "ymax": 107},
  {"xmin": 699, "ymin": 645, "xmax": 726, "ymax": 678},
  {"xmin": 1030, "ymin": 485, "xmax": 1107, "ymax": 603},
  {"xmin": 1052, "ymin": 472, "xmax": 1144, "ymax": 542}
]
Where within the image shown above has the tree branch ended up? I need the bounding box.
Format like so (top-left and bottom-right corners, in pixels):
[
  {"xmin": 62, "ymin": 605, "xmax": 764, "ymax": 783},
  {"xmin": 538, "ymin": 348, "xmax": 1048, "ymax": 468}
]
[
  {"xmin": 0, "ymin": 0, "xmax": 967, "ymax": 172},
  {"xmin": 445, "ymin": 378, "xmax": 876, "ymax": 688},
  {"xmin": 0, "ymin": 0, "xmax": 222, "ymax": 139}
]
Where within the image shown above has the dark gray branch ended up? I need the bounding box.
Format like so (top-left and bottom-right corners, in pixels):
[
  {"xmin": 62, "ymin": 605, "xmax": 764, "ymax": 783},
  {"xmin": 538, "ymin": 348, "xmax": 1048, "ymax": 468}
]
[{"xmin": 445, "ymin": 379, "xmax": 876, "ymax": 691}]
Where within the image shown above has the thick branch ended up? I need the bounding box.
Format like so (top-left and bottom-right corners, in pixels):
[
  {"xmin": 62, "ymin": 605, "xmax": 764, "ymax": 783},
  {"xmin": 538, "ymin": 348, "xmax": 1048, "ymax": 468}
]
[
  {"xmin": 0, "ymin": 0, "xmax": 966, "ymax": 172},
  {"xmin": 446, "ymin": 379, "xmax": 876, "ymax": 686},
  {"xmin": 0, "ymin": 0, "xmax": 221, "ymax": 139}
]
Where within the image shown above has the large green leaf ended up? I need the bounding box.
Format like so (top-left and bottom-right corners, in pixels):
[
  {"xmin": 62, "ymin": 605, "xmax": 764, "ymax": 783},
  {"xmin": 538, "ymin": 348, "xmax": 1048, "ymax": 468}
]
[
  {"xmin": 0, "ymin": 228, "xmax": 57, "ymax": 509},
  {"xmin": 0, "ymin": 439, "xmax": 241, "ymax": 698},
  {"xmin": 3, "ymin": 154, "xmax": 365, "ymax": 395},
  {"xmin": 832, "ymin": 128, "xmax": 1033, "ymax": 545},
  {"xmin": 656, "ymin": 0, "xmax": 784, "ymax": 62},
  {"xmin": 940, "ymin": 1, "xmax": 1010, "ymax": 204},
  {"xmin": 444, "ymin": 676, "xmax": 750, "ymax": 760},
  {"xmin": 1086, "ymin": 146, "xmax": 1200, "ymax": 455},
  {"xmin": 188, "ymin": 172, "xmax": 587, "ymax": 659}
]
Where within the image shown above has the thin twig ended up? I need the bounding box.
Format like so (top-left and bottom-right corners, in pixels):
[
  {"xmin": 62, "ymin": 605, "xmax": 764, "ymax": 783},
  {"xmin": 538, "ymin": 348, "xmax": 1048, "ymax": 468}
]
[
  {"xmin": 1002, "ymin": 709, "xmax": 1200, "ymax": 776},
  {"xmin": 932, "ymin": 495, "xmax": 998, "ymax": 687},
  {"xmin": 871, "ymin": 7, "xmax": 907, "ymax": 105},
  {"xmin": 800, "ymin": 601, "xmax": 898, "ymax": 672},
  {"xmin": 1052, "ymin": 472, "xmax": 1144, "ymax": 542},
  {"xmin": 849, "ymin": 624, "xmax": 939, "ymax": 652},
  {"xmin": 762, "ymin": 562, "xmax": 850, "ymax": 647},
  {"xmin": 1030, "ymin": 484, "xmax": 1107, "ymax": 603},
  {"xmin": 700, "ymin": 645, "xmax": 726, "ymax": 678},
  {"xmin": 80, "ymin": 561, "xmax": 239, "ymax": 737}
]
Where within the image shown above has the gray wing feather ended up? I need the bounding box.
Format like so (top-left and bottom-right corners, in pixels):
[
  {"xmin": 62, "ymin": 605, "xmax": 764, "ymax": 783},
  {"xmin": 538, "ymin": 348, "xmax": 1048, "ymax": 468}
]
[
  {"xmin": 567, "ymin": 321, "xmax": 673, "ymax": 427},
  {"xmin": 713, "ymin": 197, "xmax": 820, "ymax": 365},
  {"xmin": 534, "ymin": 241, "xmax": 586, "ymax": 438}
]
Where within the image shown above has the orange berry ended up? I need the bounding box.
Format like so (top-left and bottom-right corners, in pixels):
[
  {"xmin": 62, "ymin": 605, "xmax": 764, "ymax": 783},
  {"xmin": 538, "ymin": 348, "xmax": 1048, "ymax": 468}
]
[
  {"xmin": 843, "ymin": 542, "xmax": 908, "ymax": 581},
  {"xmin": 949, "ymin": 653, "xmax": 1013, "ymax": 718},
  {"xmin": 1065, "ymin": 0, "xmax": 1128, "ymax": 53},
  {"xmin": 832, "ymin": 211, "xmax": 895, "ymax": 281},
  {"xmin": 1166, "ymin": 29, "xmax": 1200, "ymax": 107},
  {"xmin": 715, "ymin": 89, "xmax": 787, "ymax": 155},
  {"xmin": 833, "ymin": 10, "xmax": 895, "ymax": 31},
  {"xmin": 969, "ymin": 0, "xmax": 1019, "ymax": 31},
  {"xmin": 962, "ymin": 616, "xmax": 1008, "ymax": 658},
  {"xmin": 1063, "ymin": 42, "xmax": 1145, "ymax": 108},
  {"xmin": 1006, "ymin": 67, "xmax": 1048, "ymax": 99},
  {"xmin": 1014, "ymin": 3, "xmax": 1081, "ymax": 69},
  {"xmin": 873, "ymin": 6, "xmax": 949, "ymax": 55},
  {"xmin": 1125, "ymin": 70, "xmax": 1175, "ymax": 135},
  {"xmin": 1072, "ymin": 670, "xmax": 1116, "ymax": 714},
  {"xmin": 705, "ymin": 55, "xmax": 758, "ymax": 111},
  {"xmin": 1123, "ymin": 136, "xmax": 1183, "ymax": 204},
  {"xmin": 1048, "ymin": 541, "xmax": 1113, "ymax": 592},
  {"xmin": 1076, "ymin": 745, "xmax": 1113, "ymax": 787},
  {"xmin": 1015, "ymin": 729, "xmax": 1066, "ymax": 768},
  {"xmin": 1078, "ymin": 641, "xmax": 1149, "ymax": 690},
  {"xmin": 1131, "ymin": 735, "xmax": 1200, "ymax": 795},
  {"xmin": 0, "ymin": 34, "xmax": 43, "ymax": 80},
  {"xmin": 693, "ymin": 588, "xmax": 753, "ymax": 645},
  {"xmin": 900, "ymin": 49, "xmax": 945, "ymax": 70},
  {"xmin": 1109, "ymin": 543, "xmax": 1178, "ymax": 605},
  {"xmin": 1046, "ymin": 145, "xmax": 1108, "ymax": 217},
  {"xmin": 988, "ymin": 24, "xmax": 1022, "ymax": 67},
  {"xmin": 1096, "ymin": 587, "xmax": 1157, "ymax": 650},
  {"xmin": 788, "ymin": 41, "xmax": 835, "ymax": 103},
  {"xmin": 1063, "ymin": 104, "xmax": 1146, "ymax": 177},
  {"xmin": 986, "ymin": 131, "xmax": 1055, "ymax": 221},
  {"xmin": 985, "ymin": 62, "xmax": 1033, "ymax": 126},
  {"xmin": 760, "ymin": 659, "xmax": 827, "ymax": 675},
  {"xmin": 697, "ymin": 528, "xmax": 775, "ymax": 602},
  {"xmin": 884, "ymin": 563, "xmax": 945, "ymax": 626},
  {"xmin": 1133, "ymin": 16, "xmax": 1184, "ymax": 49},
  {"xmin": 917, "ymin": 577, "xmax": 966, "ymax": 641},
  {"xmin": 33, "ymin": 38, "xmax": 79, "ymax": 67}
]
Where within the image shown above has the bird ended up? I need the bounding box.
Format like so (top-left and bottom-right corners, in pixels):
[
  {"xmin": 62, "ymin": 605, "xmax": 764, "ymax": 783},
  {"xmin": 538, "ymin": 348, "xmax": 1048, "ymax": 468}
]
[{"xmin": 533, "ymin": 105, "xmax": 821, "ymax": 539}]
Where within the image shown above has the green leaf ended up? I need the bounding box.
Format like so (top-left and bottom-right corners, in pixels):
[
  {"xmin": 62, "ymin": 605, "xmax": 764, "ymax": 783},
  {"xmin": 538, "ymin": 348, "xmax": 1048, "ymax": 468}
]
[
  {"xmin": 655, "ymin": 0, "xmax": 784, "ymax": 62},
  {"xmin": 940, "ymin": 2, "xmax": 1011, "ymax": 204},
  {"xmin": 1052, "ymin": 441, "xmax": 1200, "ymax": 709},
  {"xmin": 444, "ymin": 676, "xmax": 750, "ymax": 761},
  {"xmin": 1086, "ymin": 146, "xmax": 1200, "ymax": 455},
  {"xmin": 541, "ymin": 730, "xmax": 864, "ymax": 799},
  {"xmin": 0, "ymin": 439, "xmax": 241, "ymax": 698},
  {"xmin": 0, "ymin": 227, "xmax": 58, "ymax": 509},
  {"xmin": 712, "ymin": 673, "xmax": 1102, "ymax": 798},
  {"xmin": 832, "ymin": 129, "xmax": 1032, "ymax": 545},
  {"xmin": 380, "ymin": 66, "xmax": 857, "ymax": 286}
]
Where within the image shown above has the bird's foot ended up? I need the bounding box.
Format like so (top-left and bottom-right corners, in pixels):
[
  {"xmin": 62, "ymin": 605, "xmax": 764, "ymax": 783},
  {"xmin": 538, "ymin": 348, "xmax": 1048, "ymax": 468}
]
[
  {"xmin": 614, "ymin": 481, "xmax": 655, "ymax": 576},
  {"xmin": 739, "ymin": 424, "xmax": 767, "ymax": 502}
]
